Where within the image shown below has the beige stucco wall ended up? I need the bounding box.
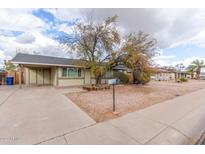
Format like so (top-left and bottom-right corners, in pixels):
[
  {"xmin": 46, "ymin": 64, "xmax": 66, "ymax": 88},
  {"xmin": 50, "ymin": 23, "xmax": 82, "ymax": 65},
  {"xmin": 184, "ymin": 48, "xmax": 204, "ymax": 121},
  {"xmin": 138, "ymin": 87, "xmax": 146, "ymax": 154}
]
[
  {"xmin": 58, "ymin": 78, "xmax": 84, "ymax": 86},
  {"xmin": 37, "ymin": 69, "xmax": 43, "ymax": 85},
  {"xmin": 170, "ymin": 73, "xmax": 175, "ymax": 79},
  {"xmin": 24, "ymin": 67, "xmax": 29, "ymax": 85},
  {"xmin": 43, "ymin": 69, "xmax": 51, "ymax": 84},
  {"xmin": 152, "ymin": 72, "xmax": 175, "ymax": 81},
  {"xmin": 23, "ymin": 65, "xmax": 114, "ymax": 87},
  {"xmin": 29, "ymin": 68, "xmax": 37, "ymax": 84},
  {"xmin": 51, "ymin": 67, "xmax": 57, "ymax": 86},
  {"xmin": 84, "ymin": 69, "xmax": 91, "ymax": 84}
]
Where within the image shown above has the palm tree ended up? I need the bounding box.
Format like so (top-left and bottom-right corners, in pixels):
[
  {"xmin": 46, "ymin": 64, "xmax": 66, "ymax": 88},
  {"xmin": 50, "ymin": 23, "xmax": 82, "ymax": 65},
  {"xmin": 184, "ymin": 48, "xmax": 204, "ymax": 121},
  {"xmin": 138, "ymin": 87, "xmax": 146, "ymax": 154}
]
[
  {"xmin": 188, "ymin": 59, "xmax": 205, "ymax": 79},
  {"xmin": 187, "ymin": 66, "xmax": 194, "ymax": 79}
]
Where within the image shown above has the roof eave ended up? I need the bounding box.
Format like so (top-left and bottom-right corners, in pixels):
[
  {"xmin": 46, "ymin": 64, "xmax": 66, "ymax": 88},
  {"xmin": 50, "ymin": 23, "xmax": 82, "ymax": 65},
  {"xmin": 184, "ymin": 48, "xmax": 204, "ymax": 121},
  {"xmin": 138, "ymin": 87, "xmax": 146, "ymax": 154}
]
[{"xmin": 11, "ymin": 61, "xmax": 86, "ymax": 68}]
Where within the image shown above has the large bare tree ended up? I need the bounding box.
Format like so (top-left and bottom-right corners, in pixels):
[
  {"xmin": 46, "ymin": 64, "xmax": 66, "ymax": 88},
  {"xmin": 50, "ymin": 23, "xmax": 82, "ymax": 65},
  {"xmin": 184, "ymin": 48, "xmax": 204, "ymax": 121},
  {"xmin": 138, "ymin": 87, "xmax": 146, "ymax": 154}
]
[{"xmin": 62, "ymin": 15, "xmax": 120, "ymax": 84}]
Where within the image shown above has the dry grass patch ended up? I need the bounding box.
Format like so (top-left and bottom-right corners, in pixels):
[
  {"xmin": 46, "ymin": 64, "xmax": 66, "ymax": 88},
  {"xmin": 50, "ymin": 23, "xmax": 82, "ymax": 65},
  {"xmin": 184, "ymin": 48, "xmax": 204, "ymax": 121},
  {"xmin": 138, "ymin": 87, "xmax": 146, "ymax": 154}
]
[{"xmin": 65, "ymin": 80, "xmax": 205, "ymax": 122}]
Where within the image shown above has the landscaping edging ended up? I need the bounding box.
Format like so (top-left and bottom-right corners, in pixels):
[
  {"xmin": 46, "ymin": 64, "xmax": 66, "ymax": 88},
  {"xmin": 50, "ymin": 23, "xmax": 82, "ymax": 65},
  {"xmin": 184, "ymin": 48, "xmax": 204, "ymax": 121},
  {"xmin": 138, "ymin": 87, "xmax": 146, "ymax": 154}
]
[{"xmin": 83, "ymin": 84, "xmax": 110, "ymax": 91}]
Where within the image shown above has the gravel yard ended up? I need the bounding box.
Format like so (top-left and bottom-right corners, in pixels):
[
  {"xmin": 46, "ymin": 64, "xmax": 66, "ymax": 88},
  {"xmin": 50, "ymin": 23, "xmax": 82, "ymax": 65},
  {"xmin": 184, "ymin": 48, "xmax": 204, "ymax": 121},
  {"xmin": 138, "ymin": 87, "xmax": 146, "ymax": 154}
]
[{"xmin": 65, "ymin": 80, "xmax": 205, "ymax": 122}]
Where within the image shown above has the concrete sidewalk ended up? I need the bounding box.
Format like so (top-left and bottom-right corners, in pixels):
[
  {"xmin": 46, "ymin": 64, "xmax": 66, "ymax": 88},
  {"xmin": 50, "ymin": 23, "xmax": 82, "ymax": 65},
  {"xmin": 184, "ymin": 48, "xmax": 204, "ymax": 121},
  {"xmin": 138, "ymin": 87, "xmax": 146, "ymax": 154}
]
[{"xmin": 40, "ymin": 88, "xmax": 205, "ymax": 145}]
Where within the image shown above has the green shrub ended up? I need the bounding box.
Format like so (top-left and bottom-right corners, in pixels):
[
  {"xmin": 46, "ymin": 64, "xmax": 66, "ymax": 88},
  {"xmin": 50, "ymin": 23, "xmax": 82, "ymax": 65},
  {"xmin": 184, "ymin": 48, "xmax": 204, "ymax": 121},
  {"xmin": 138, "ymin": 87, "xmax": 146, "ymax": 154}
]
[
  {"xmin": 133, "ymin": 70, "xmax": 151, "ymax": 84},
  {"xmin": 180, "ymin": 77, "xmax": 188, "ymax": 82},
  {"xmin": 113, "ymin": 71, "xmax": 129, "ymax": 84}
]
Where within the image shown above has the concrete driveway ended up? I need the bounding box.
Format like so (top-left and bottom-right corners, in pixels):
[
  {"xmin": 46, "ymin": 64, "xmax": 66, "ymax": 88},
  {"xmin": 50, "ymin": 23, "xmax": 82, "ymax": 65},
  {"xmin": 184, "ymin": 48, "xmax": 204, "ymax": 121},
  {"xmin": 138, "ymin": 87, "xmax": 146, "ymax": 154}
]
[{"xmin": 0, "ymin": 86, "xmax": 95, "ymax": 144}]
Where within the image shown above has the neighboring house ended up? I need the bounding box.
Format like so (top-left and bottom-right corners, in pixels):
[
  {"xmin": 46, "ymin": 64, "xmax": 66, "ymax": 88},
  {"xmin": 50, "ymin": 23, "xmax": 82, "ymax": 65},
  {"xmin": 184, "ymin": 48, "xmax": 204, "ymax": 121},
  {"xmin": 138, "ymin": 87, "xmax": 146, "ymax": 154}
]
[
  {"xmin": 175, "ymin": 70, "xmax": 188, "ymax": 79},
  {"xmin": 151, "ymin": 68, "xmax": 175, "ymax": 81},
  {"xmin": 11, "ymin": 53, "xmax": 113, "ymax": 87},
  {"xmin": 151, "ymin": 67, "xmax": 189, "ymax": 81},
  {"xmin": 200, "ymin": 72, "xmax": 205, "ymax": 80}
]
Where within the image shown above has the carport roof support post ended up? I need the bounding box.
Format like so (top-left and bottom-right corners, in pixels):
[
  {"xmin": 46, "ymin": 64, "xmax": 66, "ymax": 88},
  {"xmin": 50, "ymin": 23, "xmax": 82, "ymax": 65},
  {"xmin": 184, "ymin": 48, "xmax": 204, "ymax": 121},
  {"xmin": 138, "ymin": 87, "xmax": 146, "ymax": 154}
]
[{"xmin": 18, "ymin": 65, "xmax": 22, "ymax": 88}]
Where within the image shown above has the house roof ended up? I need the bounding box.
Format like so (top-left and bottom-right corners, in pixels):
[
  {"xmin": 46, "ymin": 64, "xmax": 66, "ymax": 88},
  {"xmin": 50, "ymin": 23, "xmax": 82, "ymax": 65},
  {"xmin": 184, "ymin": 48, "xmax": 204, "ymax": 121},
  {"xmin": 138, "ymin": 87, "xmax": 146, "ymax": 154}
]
[
  {"xmin": 151, "ymin": 67, "xmax": 188, "ymax": 74},
  {"xmin": 150, "ymin": 67, "xmax": 174, "ymax": 73},
  {"xmin": 155, "ymin": 68, "xmax": 171, "ymax": 73},
  {"xmin": 11, "ymin": 53, "xmax": 86, "ymax": 67}
]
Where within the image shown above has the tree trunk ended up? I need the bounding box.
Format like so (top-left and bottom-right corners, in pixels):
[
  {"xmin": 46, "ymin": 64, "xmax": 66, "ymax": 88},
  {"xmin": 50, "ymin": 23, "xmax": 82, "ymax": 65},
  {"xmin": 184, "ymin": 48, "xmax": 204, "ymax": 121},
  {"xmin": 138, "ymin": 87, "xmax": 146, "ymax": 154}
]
[
  {"xmin": 132, "ymin": 72, "xmax": 135, "ymax": 84},
  {"xmin": 196, "ymin": 69, "xmax": 200, "ymax": 79},
  {"xmin": 197, "ymin": 73, "xmax": 200, "ymax": 80},
  {"xmin": 96, "ymin": 75, "xmax": 102, "ymax": 85}
]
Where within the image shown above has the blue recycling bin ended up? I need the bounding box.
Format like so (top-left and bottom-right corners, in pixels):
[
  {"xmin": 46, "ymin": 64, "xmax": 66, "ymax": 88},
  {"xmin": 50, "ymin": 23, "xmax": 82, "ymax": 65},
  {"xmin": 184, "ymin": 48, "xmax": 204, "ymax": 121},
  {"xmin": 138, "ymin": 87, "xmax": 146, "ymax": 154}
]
[{"xmin": 6, "ymin": 76, "xmax": 14, "ymax": 85}]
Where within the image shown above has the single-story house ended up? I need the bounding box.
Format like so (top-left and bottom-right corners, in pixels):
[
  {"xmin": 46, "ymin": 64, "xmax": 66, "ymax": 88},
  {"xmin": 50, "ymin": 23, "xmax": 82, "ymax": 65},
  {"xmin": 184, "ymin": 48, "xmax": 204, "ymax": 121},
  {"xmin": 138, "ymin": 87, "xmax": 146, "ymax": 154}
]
[
  {"xmin": 151, "ymin": 67, "xmax": 189, "ymax": 81},
  {"xmin": 11, "ymin": 53, "xmax": 114, "ymax": 87},
  {"xmin": 175, "ymin": 70, "xmax": 188, "ymax": 79},
  {"xmin": 151, "ymin": 68, "xmax": 175, "ymax": 81},
  {"xmin": 200, "ymin": 72, "xmax": 205, "ymax": 80}
]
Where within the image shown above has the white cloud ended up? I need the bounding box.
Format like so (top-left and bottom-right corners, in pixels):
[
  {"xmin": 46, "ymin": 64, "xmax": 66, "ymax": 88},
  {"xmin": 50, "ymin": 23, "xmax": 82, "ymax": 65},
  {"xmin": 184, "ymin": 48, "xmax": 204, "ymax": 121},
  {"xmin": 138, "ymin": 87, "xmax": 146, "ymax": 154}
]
[
  {"xmin": 15, "ymin": 33, "xmax": 36, "ymax": 44},
  {"xmin": 152, "ymin": 54, "xmax": 175, "ymax": 66},
  {"xmin": 1, "ymin": 8, "xmax": 205, "ymax": 68},
  {"xmin": 172, "ymin": 56, "xmax": 205, "ymax": 67},
  {"xmin": 0, "ymin": 49, "xmax": 12, "ymax": 68},
  {"xmin": 52, "ymin": 8, "xmax": 205, "ymax": 49},
  {"xmin": 153, "ymin": 50, "xmax": 205, "ymax": 67},
  {"xmin": 0, "ymin": 9, "xmax": 47, "ymax": 32},
  {"xmin": 46, "ymin": 8, "xmax": 83, "ymax": 21},
  {"xmin": 0, "ymin": 9, "xmax": 68, "ymax": 68},
  {"xmin": 0, "ymin": 31, "xmax": 67, "ymax": 66},
  {"xmin": 57, "ymin": 23, "xmax": 74, "ymax": 35}
]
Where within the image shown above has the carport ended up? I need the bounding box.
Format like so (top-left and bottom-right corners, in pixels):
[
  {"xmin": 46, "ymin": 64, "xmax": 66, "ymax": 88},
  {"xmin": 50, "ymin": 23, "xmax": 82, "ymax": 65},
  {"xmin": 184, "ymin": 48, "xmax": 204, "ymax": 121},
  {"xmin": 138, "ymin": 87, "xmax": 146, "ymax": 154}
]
[
  {"xmin": 11, "ymin": 53, "xmax": 59, "ymax": 87},
  {"xmin": 24, "ymin": 65, "xmax": 52, "ymax": 86},
  {"xmin": 16, "ymin": 64, "xmax": 58, "ymax": 87}
]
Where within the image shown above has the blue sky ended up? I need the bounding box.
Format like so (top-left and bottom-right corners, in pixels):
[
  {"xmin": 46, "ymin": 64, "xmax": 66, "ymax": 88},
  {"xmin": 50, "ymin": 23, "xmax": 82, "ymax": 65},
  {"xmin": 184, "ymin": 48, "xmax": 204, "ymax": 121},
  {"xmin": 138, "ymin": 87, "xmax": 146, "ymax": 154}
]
[
  {"xmin": 0, "ymin": 8, "xmax": 205, "ymax": 68},
  {"xmin": 160, "ymin": 44, "xmax": 205, "ymax": 66},
  {"xmin": 165, "ymin": 44, "xmax": 205, "ymax": 59}
]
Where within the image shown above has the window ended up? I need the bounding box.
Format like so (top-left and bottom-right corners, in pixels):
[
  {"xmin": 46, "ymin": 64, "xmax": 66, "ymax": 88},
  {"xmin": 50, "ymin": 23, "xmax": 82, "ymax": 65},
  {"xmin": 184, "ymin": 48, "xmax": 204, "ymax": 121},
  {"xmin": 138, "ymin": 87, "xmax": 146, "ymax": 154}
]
[
  {"xmin": 78, "ymin": 69, "xmax": 81, "ymax": 77},
  {"xmin": 62, "ymin": 68, "xmax": 67, "ymax": 77},
  {"xmin": 62, "ymin": 67, "xmax": 83, "ymax": 78},
  {"xmin": 68, "ymin": 68, "xmax": 78, "ymax": 77}
]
